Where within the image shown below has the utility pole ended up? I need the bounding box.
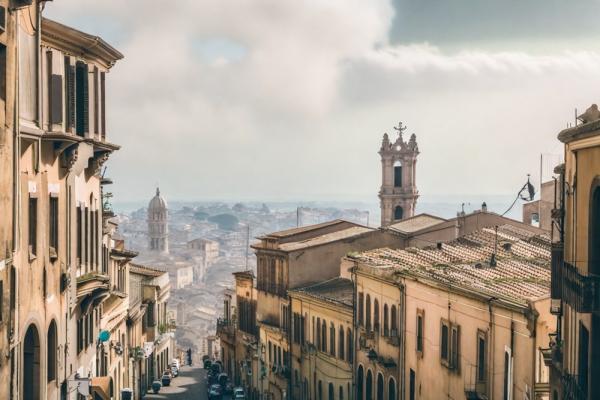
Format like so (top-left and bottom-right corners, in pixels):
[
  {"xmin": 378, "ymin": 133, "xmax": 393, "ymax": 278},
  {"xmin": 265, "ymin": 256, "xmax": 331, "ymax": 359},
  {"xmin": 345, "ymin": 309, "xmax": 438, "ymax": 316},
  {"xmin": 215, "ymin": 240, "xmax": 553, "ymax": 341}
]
[{"xmin": 245, "ymin": 224, "xmax": 250, "ymax": 271}]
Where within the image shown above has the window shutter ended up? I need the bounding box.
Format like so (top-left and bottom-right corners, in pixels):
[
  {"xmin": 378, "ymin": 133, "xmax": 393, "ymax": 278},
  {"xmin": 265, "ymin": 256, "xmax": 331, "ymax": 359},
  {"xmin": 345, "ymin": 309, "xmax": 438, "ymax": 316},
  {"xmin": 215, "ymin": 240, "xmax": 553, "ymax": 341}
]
[
  {"xmin": 50, "ymin": 74, "xmax": 63, "ymax": 125},
  {"xmin": 65, "ymin": 59, "xmax": 75, "ymax": 131}
]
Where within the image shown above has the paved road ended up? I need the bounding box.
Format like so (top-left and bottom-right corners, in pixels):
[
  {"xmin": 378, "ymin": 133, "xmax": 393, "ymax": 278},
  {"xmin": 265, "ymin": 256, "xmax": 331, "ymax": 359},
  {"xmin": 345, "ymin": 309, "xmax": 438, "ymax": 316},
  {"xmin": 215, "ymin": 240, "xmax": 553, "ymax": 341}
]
[{"xmin": 144, "ymin": 365, "xmax": 213, "ymax": 400}]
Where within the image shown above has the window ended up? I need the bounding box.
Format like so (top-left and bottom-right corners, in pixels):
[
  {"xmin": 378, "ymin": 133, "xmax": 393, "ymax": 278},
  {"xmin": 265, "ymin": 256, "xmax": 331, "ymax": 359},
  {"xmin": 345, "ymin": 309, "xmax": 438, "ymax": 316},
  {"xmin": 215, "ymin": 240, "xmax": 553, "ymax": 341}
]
[
  {"xmin": 394, "ymin": 206, "xmax": 403, "ymax": 221},
  {"xmin": 388, "ymin": 378, "xmax": 396, "ymax": 400},
  {"xmin": 391, "ymin": 305, "xmax": 397, "ymax": 337},
  {"xmin": 440, "ymin": 322, "xmax": 449, "ymax": 361},
  {"xmin": 477, "ymin": 331, "xmax": 487, "ymax": 382},
  {"xmin": 321, "ymin": 319, "xmax": 327, "ymax": 353},
  {"xmin": 316, "ymin": 318, "xmax": 321, "ymax": 350},
  {"xmin": 0, "ymin": 44, "xmax": 6, "ymax": 103},
  {"xmin": 377, "ymin": 373, "xmax": 384, "ymax": 400},
  {"xmin": 409, "ymin": 369, "xmax": 415, "ymax": 400},
  {"xmin": 268, "ymin": 341, "xmax": 272, "ymax": 364},
  {"xmin": 339, "ymin": 386, "xmax": 343, "ymax": 400},
  {"xmin": 93, "ymin": 66, "xmax": 99, "ymax": 134},
  {"xmin": 77, "ymin": 316, "xmax": 84, "ymax": 353},
  {"xmin": 47, "ymin": 51, "xmax": 63, "ymax": 125},
  {"xmin": 76, "ymin": 206, "xmax": 82, "ymax": 266},
  {"xmin": 358, "ymin": 292, "xmax": 364, "ymax": 326},
  {"xmin": 383, "ymin": 304, "xmax": 389, "ymax": 336},
  {"xmin": 374, "ymin": 299, "xmax": 380, "ymax": 332},
  {"xmin": 440, "ymin": 320, "xmax": 460, "ymax": 370},
  {"xmin": 394, "ymin": 161, "xmax": 402, "ymax": 187},
  {"xmin": 330, "ymin": 323, "xmax": 335, "ymax": 356},
  {"xmin": 338, "ymin": 325, "xmax": 345, "ymax": 360},
  {"xmin": 366, "ymin": 295, "xmax": 371, "ymax": 331},
  {"xmin": 65, "ymin": 57, "xmax": 75, "ymax": 131},
  {"xmin": 100, "ymin": 72, "xmax": 106, "ymax": 139},
  {"xmin": 357, "ymin": 365, "xmax": 364, "ymax": 400},
  {"xmin": 347, "ymin": 328, "xmax": 353, "ymax": 363},
  {"xmin": 47, "ymin": 320, "xmax": 57, "ymax": 381},
  {"xmin": 49, "ymin": 195, "xmax": 59, "ymax": 257},
  {"xmin": 328, "ymin": 383, "xmax": 334, "ymax": 400},
  {"xmin": 578, "ymin": 323, "xmax": 589, "ymax": 397},
  {"xmin": 281, "ymin": 304, "xmax": 290, "ymax": 333},
  {"xmin": 75, "ymin": 61, "xmax": 89, "ymax": 136},
  {"xmin": 28, "ymin": 197, "xmax": 37, "ymax": 257},
  {"xmin": 416, "ymin": 310, "xmax": 424, "ymax": 354},
  {"xmin": 503, "ymin": 350, "xmax": 511, "ymax": 400}
]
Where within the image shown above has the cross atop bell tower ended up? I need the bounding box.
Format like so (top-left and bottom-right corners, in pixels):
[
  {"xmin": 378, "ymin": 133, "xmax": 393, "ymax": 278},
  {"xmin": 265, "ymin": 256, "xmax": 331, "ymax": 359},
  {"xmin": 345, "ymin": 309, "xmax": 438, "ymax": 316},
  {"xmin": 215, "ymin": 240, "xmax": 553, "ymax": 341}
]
[{"xmin": 378, "ymin": 121, "xmax": 420, "ymax": 226}]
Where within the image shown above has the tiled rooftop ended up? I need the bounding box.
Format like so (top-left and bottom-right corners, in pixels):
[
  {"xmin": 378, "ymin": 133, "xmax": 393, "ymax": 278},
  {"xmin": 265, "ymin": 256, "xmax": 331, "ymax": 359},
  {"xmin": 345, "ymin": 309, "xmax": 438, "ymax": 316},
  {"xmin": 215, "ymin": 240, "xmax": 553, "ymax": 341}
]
[
  {"xmin": 263, "ymin": 219, "xmax": 349, "ymax": 238},
  {"xmin": 387, "ymin": 213, "xmax": 447, "ymax": 234},
  {"xmin": 351, "ymin": 225, "xmax": 551, "ymax": 306},
  {"xmin": 130, "ymin": 263, "xmax": 167, "ymax": 277},
  {"xmin": 278, "ymin": 226, "xmax": 373, "ymax": 251},
  {"xmin": 291, "ymin": 277, "xmax": 354, "ymax": 308}
]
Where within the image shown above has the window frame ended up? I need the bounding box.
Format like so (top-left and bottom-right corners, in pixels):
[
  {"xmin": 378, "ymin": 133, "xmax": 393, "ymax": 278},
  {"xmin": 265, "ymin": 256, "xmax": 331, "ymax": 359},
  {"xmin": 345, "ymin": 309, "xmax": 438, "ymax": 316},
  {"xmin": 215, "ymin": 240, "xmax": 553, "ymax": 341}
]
[{"xmin": 416, "ymin": 309, "xmax": 424, "ymax": 356}]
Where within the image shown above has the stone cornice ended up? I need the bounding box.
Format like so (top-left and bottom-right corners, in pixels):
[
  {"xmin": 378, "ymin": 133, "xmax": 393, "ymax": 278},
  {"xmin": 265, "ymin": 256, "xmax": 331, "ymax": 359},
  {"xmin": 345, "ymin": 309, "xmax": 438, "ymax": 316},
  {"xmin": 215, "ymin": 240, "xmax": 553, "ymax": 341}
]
[{"xmin": 41, "ymin": 18, "xmax": 123, "ymax": 69}]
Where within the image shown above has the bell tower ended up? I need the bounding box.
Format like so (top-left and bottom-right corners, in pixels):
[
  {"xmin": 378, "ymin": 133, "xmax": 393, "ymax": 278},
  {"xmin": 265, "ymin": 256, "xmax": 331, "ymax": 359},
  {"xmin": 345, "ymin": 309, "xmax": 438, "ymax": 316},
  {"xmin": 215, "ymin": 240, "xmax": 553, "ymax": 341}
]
[{"xmin": 379, "ymin": 122, "xmax": 419, "ymax": 226}]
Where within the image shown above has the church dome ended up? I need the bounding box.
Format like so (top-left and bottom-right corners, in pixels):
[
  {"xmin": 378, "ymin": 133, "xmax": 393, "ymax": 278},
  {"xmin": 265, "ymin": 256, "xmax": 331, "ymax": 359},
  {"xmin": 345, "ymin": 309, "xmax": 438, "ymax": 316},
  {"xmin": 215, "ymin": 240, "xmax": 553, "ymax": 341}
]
[{"xmin": 148, "ymin": 187, "xmax": 168, "ymax": 211}]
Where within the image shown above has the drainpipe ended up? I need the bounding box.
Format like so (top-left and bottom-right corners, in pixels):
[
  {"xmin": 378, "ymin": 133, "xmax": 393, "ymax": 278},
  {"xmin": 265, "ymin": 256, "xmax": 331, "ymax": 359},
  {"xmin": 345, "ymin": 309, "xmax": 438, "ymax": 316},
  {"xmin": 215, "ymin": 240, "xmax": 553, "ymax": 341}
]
[
  {"xmin": 399, "ymin": 282, "xmax": 406, "ymax": 400},
  {"xmin": 488, "ymin": 297, "xmax": 496, "ymax": 400},
  {"xmin": 351, "ymin": 263, "xmax": 357, "ymax": 400}
]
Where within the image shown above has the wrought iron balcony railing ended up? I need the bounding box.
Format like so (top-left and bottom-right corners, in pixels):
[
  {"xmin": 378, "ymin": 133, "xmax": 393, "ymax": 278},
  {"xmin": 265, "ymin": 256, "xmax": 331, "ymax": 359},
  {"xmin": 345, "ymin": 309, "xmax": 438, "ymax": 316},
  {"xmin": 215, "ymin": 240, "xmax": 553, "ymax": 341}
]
[
  {"xmin": 551, "ymin": 245, "xmax": 600, "ymax": 313},
  {"xmin": 561, "ymin": 373, "xmax": 587, "ymax": 400}
]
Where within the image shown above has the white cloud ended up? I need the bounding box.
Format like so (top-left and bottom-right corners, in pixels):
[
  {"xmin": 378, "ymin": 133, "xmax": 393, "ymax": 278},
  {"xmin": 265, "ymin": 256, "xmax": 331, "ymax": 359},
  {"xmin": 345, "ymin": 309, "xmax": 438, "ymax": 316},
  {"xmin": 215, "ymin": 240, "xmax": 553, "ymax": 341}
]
[{"xmin": 44, "ymin": 1, "xmax": 600, "ymax": 204}]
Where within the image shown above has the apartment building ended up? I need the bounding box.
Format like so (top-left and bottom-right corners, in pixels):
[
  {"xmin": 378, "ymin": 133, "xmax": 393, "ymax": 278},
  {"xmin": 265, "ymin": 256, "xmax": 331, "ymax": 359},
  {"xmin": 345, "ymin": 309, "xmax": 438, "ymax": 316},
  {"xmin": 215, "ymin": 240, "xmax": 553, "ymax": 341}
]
[
  {"xmin": 289, "ymin": 278, "xmax": 355, "ymax": 400},
  {"xmin": 546, "ymin": 104, "xmax": 600, "ymax": 400},
  {"xmin": 350, "ymin": 225, "xmax": 553, "ymax": 400}
]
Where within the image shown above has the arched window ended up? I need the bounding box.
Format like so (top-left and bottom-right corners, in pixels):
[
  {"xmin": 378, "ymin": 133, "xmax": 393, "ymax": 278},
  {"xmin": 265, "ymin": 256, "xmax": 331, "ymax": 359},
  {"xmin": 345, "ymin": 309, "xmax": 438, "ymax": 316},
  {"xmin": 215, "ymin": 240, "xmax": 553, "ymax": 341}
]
[
  {"xmin": 339, "ymin": 385, "xmax": 344, "ymax": 400},
  {"xmin": 347, "ymin": 328, "xmax": 353, "ymax": 363},
  {"xmin": 321, "ymin": 319, "xmax": 327, "ymax": 353},
  {"xmin": 388, "ymin": 377, "xmax": 397, "ymax": 400},
  {"xmin": 366, "ymin": 370, "xmax": 373, "ymax": 400},
  {"xmin": 393, "ymin": 160, "xmax": 402, "ymax": 187},
  {"xmin": 391, "ymin": 305, "xmax": 397, "ymax": 336},
  {"xmin": 316, "ymin": 318, "xmax": 321, "ymax": 350},
  {"xmin": 24, "ymin": 324, "xmax": 41, "ymax": 400},
  {"xmin": 329, "ymin": 383, "xmax": 334, "ymax": 400},
  {"xmin": 383, "ymin": 304, "xmax": 389, "ymax": 336},
  {"xmin": 374, "ymin": 299, "xmax": 380, "ymax": 332},
  {"xmin": 365, "ymin": 295, "xmax": 371, "ymax": 331},
  {"xmin": 357, "ymin": 365, "xmax": 364, "ymax": 400},
  {"xmin": 394, "ymin": 206, "xmax": 403, "ymax": 221},
  {"xmin": 47, "ymin": 320, "xmax": 57, "ymax": 382},
  {"xmin": 377, "ymin": 373, "xmax": 384, "ymax": 400},
  {"xmin": 339, "ymin": 326, "xmax": 345, "ymax": 360},
  {"xmin": 330, "ymin": 323, "xmax": 336, "ymax": 357}
]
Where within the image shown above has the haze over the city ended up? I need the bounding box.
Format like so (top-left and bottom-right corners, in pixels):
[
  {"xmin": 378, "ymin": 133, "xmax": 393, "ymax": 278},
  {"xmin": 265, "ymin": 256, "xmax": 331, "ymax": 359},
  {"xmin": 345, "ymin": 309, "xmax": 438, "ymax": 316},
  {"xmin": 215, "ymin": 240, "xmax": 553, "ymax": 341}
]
[{"xmin": 45, "ymin": 0, "xmax": 600, "ymax": 202}]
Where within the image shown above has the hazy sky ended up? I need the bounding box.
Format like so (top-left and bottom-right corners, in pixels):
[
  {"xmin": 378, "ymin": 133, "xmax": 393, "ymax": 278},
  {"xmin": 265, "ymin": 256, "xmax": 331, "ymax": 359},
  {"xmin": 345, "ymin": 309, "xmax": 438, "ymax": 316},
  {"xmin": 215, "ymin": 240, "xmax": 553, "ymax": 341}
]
[{"xmin": 45, "ymin": 1, "xmax": 600, "ymax": 202}]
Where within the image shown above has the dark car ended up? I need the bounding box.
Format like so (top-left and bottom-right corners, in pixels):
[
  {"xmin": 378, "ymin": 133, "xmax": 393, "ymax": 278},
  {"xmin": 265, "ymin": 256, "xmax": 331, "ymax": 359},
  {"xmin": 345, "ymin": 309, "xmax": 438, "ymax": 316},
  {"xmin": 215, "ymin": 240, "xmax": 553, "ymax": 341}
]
[
  {"xmin": 204, "ymin": 359, "xmax": 212, "ymax": 370},
  {"xmin": 208, "ymin": 384, "xmax": 222, "ymax": 400}
]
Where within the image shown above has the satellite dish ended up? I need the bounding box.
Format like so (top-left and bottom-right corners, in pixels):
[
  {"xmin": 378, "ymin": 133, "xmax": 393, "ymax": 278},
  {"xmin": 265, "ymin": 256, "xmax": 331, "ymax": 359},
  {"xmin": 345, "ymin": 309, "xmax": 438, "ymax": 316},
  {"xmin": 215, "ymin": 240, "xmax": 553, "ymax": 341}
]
[{"xmin": 98, "ymin": 330, "xmax": 111, "ymax": 343}]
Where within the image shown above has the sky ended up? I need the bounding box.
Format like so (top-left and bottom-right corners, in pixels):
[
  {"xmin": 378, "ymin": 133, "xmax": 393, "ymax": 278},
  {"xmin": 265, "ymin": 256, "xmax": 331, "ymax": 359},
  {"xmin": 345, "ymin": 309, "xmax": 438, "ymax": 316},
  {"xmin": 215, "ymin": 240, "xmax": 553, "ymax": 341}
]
[{"xmin": 44, "ymin": 0, "xmax": 600, "ymax": 203}]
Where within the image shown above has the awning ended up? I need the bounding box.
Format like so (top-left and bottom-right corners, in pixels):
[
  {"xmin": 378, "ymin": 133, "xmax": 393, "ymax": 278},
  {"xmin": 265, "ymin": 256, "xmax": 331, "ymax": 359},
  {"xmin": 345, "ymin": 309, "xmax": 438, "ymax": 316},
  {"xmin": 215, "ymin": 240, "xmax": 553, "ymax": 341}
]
[{"xmin": 90, "ymin": 376, "xmax": 113, "ymax": 400}]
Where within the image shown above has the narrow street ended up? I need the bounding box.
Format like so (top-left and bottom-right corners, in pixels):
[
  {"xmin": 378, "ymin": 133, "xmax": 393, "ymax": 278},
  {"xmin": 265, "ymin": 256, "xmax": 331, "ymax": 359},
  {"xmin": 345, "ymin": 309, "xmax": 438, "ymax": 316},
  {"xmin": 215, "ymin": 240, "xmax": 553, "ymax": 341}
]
[{"xmin": 144, "ymin": 365, "xmax": 225, "ymax": 400}]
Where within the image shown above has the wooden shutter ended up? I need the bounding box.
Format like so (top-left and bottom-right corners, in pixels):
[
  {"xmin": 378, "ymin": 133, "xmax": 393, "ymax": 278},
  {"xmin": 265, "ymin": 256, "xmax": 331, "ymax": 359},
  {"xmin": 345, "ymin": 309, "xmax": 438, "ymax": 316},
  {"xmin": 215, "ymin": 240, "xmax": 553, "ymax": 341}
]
[
  {"xmin": 65, "ymin": 57, "xmax": 75, "ymax": 132},
  {"xmin": 50, "ymin": 75, "xmax": 63, "ymax": 125},
  {"xmin": 75, "ymin": 62, "xmax": 88, "ymax": 136}
]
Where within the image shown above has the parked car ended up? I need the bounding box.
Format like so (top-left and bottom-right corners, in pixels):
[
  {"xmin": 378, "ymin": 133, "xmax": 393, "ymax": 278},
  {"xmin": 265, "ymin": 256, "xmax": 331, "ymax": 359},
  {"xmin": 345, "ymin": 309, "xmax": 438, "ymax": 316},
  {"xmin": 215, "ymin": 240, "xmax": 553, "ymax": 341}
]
[
  {"xmin": 170, "ymin": 365, "xmax": 179, "ymax": 377},
  {"xmin": 204, "ymin": 359, "xmax": 212, "ymax": 370},
  {"xmin": 208, "ymin": 384, "xmax": 223, "ymax": 400},
  {"xmin": 233, "ymin": 387, "xmax": 245, "ymax": 399},
  {"xmin": 225, "ymin": 382, "xmax": 234, "ymax": 394},
  {"xmin": 151, "ymin": 381, "xmax": 162, "ymax": 394},
  {"xmin": 163, "ymin": 369, "xmax": 173, "ymax": 379},
  {"xmin": 161, "ymin": 373, "xmax": 171, "ymax": 387},
  {"xmin": 217, "ymin": 373, "xmax": 228, "ymax": 387},
  {"xmin": 172, "ymin": 358, "xmax": 181, "ymax": 369}
]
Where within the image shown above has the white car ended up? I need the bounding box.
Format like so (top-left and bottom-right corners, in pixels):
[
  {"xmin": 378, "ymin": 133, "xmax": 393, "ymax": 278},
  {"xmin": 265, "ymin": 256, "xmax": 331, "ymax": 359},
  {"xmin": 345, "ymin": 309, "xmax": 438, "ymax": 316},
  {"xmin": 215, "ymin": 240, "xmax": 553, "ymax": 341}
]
[{"xmin": 171, "ymin": 358, "xmax": 181, "ymax": 369}]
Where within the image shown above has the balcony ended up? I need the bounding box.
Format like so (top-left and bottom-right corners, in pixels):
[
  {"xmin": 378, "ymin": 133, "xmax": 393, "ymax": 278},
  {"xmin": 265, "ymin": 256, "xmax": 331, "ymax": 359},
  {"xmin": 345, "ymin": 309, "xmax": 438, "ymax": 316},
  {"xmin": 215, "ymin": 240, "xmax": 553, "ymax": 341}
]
[
  {"xmin": 217, "ymin": 318, "xmax": 235, "ymax": 340},
  {"xmin": 76, "ymin": 271, "xmax": 110, "ymax": 312},
  {"xmin": 561, "ymin": 374, "xmax": 587, "ymax": 400},
  {"xmin": 551, "ymin": 252, "xmax": 600, "ymax": 313}
]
